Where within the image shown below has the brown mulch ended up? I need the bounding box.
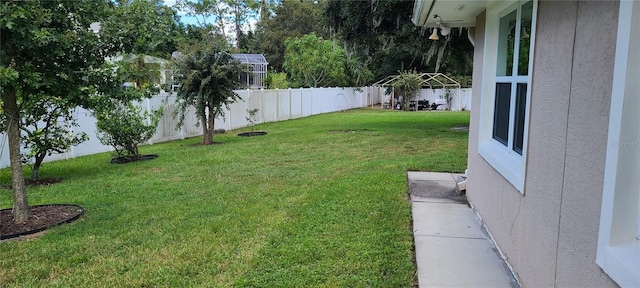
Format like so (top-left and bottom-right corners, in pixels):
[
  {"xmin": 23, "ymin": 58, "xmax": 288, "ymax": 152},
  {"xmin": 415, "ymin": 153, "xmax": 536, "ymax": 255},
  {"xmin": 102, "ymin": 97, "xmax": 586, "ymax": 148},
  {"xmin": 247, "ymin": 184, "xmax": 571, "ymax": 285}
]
[
  {"xmin": 110, "ymin": 154, "xmax": 158, "ymax": 164},
  {"xmin": 0, "ymin": 205, "xmax": 83, "ymax": 240}
]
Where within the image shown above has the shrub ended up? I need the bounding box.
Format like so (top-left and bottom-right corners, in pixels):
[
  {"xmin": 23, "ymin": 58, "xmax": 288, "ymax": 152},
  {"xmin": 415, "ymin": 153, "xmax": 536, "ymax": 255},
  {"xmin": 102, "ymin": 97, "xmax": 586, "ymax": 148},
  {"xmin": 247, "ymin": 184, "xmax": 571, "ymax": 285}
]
[
  {"xmin": 394, "ymin": 69, "xmax": 422, "ymax": 111},
  {"xmin": 245, "ymin": 108, "xmax": 259, "ymax": 131},
  {"xmin": 95, "ymin": 100, "xmax": 163, "ymax": 158},
  {"xmin": 265, "ymin": 72, "xmax": 290, "ymax": 89}
]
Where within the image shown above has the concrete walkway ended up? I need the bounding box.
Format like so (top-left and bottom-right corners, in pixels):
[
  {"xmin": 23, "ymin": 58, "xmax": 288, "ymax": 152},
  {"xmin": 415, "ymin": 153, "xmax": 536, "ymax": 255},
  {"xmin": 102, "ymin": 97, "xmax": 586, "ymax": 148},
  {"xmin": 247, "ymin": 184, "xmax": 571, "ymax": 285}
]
[{"xmin": 408, "ymin": 171, "xmax": 519, "ymax": 288}]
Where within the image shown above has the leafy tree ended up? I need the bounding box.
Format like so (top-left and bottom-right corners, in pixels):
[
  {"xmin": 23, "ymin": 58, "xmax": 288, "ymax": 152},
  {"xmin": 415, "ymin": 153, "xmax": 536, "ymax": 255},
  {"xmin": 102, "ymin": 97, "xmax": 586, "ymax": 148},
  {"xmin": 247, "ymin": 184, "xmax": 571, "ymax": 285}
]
[
  {"xmin": 177, "ymin": 0, "xmax": 263, "ymax": 50},
  {"xmin": 91, "ymin": 58, "xmax": 164, "ymax": 160},
  {"xmin": 107, "ymin": 0, "xmax": 185, "ymax": 58},
  {"xmin": 245, "ymin": 108, "xmax": 259, "ymax": 131},
  {"xmin": 19, "ymin": 98, "xmax": 88, "ymax": 181},
  {"xmin": 180, "ymin": 24, "xmax": 210, "ymax": 49},
  {"xmin": 1, "ymin": 0, "xmax": 115, "ymax": 222},
  {"xmin": 284, "ymin": 33, "xmax": 347, "ymax": 88},
  {"xmin": 324, "ymin": 0, "xmax": 473, "ymax": 81},
  {"xmin": 258, "ymin": 0, "xmax": 277, "ymax": 22},
  {"xmin": 96, "ymin": 100, "xmax": 163, "ymax": 158},
  {"xmin": 173, "ymin": 35, "xmax": 247, "ymax": 145},
  {"xmin": 226, "ymin": 0, "xmax": 260, "ymax": 50},
  {"xmin": 252, "ymin": 0, "xmax": 327, "ymax": 71},
  {"xmin": 393, "ymin": 69, "xmax": 422, "ymax": 111},
  {"xmin": 176, "ymin": 0, "xmax": 228, "ymax": 32},
  {"xmin": 264, "ymin": 72, "xmax": 290, "ymax": 89},
  {"xmin": 0, "ymin": 96, "xmax": 89, "ymax": 182},
  {"xmin": 432, "ymin": 29, "xmax": 474, "ymax": 77},
  {"xmin": 345, "ymin": 54, "xmax": 374, "ymax": 87}
]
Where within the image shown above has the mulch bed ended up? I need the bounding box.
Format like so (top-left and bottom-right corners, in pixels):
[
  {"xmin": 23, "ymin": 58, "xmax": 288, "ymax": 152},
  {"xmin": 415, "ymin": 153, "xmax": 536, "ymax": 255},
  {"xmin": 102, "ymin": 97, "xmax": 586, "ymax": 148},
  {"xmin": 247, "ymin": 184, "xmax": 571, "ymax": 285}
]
[
  {"xmin": 0, "ymin": 204, "xmax": 84, "ymax": 240},
  {"xmin": 110, "ymin": 154, "xmax": 158, "ymax": 164},
  {"xmin": 238, "ymin": 131, "xmax": 267, "ymax": 137}
]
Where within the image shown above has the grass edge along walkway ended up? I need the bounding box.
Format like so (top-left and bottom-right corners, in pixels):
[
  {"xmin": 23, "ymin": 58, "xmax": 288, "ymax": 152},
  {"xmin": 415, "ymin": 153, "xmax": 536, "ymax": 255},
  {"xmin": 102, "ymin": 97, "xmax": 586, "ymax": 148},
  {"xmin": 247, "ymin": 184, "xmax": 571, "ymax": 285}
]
[{"xmin": 0, "ymin": 108, "xmax": 469, "ymax": 287}]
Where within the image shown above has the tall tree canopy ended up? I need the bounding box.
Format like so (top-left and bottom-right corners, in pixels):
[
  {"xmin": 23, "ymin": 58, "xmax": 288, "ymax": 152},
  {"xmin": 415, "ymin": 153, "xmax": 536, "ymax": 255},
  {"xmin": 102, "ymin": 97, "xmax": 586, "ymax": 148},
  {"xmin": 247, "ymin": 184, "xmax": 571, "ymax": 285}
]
[
  {"xmin": 108, "ymin": 0, "xmax": 185, "ymax": 58},
  {"xmin": 323, "ymin": 0, "xmax": 473, "ymax": 81},
  {"xmin": 252, "ymin": 0, "xmax": 327, "ymax": 71},
  {"xmin": 284, "ymin": 33, "xmax": 347, "ymax": 88},
  {"xmin": 177, "ymin": 0, "xmax": 261, "ymax": 50}
]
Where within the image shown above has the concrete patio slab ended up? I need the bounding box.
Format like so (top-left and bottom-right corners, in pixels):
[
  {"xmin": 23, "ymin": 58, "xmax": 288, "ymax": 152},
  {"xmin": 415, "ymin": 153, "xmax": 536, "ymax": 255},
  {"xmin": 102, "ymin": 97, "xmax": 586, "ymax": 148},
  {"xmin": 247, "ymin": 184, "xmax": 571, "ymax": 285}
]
[
  {"xmin": 414, "ymin": 236, "xmax": 517, "ymax": 287},
  {"xmin": 407, "ymin": 171, "xmax": 456, "ymax": 182},
  {"xmin": 410, "ymin": 195, "xmax": 460, "ymax": 203},
  {"xmin": 412, "ymin": 201, "xmax": 486, "ymax": 239}
]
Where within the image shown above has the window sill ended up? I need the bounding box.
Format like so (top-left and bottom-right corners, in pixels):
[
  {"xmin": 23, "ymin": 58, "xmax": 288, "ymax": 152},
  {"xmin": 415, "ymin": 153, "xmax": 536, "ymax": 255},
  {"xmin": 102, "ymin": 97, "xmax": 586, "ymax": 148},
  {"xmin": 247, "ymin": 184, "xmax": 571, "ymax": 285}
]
[
  {"xmin": 597, "ymin": 240, "xmax": 640, "ymax": 287},
  {"xmin": 478, "ymin": 140, "xmax": 525, "ymax": 193}
]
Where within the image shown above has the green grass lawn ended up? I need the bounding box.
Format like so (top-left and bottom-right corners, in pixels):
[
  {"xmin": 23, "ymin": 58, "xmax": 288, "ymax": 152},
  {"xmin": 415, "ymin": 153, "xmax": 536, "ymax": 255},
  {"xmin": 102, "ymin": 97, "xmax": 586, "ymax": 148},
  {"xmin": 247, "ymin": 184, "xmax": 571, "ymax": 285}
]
[{"xmin": 0, "ymin": 108, "xmax": 469, "ymax": 287}]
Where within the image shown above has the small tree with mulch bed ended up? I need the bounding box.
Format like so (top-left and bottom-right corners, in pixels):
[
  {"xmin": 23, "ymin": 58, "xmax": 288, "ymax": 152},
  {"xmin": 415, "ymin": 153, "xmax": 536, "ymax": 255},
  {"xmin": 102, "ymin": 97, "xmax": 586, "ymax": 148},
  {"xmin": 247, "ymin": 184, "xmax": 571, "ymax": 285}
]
[
  {"xmin": 95, "ymin": 100, "xmax": 162, "ymax": 163},
  {"xmin": 172, "ymin": 33, "xmax": 247, "ymax": 145},
  {"xmin": 91, "ymin": 59, "xmax": 163, "ymax": 163},
  {"xmin": 246, "ymin": 108, "xmax": 259, "ymax": 131}
]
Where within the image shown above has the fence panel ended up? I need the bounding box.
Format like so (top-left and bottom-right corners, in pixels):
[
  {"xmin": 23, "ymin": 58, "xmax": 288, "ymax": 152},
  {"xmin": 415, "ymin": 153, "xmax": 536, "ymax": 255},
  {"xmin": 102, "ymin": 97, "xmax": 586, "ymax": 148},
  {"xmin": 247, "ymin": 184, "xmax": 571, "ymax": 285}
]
[
  {"xmin": 277, "ymin": 90, "xmax": 292, "ymax": 120},
  {"xmin": 290, "ymin": 89, "xmax": 303, "ymax": 118},
  {"xmin": 311, "ymin": 88, "xmax": 326, "ymax": 114},
  {"xmin": 72, "ymin": 108, "xmax": 110, "ymax": 158},
  {"xmin": 0, "ymin": 87, "xmax": 391, "ymax": 168},
  {"xmin": 410, "ymin": 88, "xmax": 473, "ymax": 111},
  {"xmin": 301, "ymin": 89, "xmax": 313, "ymax": 117},
  {"xmin": 261, "ymin": 89, "xmax": 278, "ymax": 123}
]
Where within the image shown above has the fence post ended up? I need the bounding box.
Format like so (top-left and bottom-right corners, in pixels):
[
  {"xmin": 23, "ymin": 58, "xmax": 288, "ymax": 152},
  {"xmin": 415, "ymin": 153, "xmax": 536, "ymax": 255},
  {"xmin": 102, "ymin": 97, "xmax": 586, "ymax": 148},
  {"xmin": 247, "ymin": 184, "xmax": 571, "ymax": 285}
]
[
  {"xmin": 275, "ymin": 88, "xmax": 279, "ymax": 121},
  {"xmin": 146, "ymin": 98, "xmax": 154, "ymax": 145},
  {"xmin": 457, "ymin": 86, "xmax": 461, "ymax": 111},
  {"xmin": 289, "ymin": 88, "xmax": 292, "ymax": 120},
  {"xmin": 260, "ymin": 88, "xmax": 265, "ymax": 124}
]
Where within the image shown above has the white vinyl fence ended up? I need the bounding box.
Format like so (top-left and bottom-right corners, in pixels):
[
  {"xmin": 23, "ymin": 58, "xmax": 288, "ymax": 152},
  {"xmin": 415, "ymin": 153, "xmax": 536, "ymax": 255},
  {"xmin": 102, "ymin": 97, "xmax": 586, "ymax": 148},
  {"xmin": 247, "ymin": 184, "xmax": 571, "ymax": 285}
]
[
  {"xmin": 0, "ymin": 87, "xmax": 382, "ymax": 168},
  {"xmin": 0, "ymin": 86, "xmax": 471, "ymax": 168}
]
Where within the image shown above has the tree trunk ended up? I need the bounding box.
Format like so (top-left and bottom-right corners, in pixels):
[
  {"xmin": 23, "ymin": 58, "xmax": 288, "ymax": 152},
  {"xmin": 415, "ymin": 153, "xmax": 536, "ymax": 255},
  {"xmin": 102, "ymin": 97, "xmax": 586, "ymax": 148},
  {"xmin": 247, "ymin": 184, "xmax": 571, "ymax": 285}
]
[
  {"xmin": 235, "ymin": 5, "xmax": 242, "ymax": 51},
  {"xmin": 260, "ymin": 0, "xmax": 269, "ymax": 22},
  {"xmin": 208, "ymin": 107, "xmax": 216, "ymax": 143},
  {"xmin": 199, "ymin": 106, "xmax": 211, "ymax": 145},
  {"xmin": 201, "ymin": 116, "xmax": 210, "ymax": 145},
  {"xmin": 2, "ymin": 91, "xmax": 29, "ymax": 223},
  {"xmin": 32, "ymin": 152, "xmax": 46, "ymax": 182}
]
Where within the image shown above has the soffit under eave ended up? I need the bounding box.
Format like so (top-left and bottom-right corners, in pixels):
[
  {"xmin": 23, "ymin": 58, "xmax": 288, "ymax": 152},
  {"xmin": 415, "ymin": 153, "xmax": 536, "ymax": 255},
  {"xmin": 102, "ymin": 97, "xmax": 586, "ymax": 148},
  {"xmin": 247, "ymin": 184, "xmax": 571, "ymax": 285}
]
[{"xmin": 412, "ymin": 0, "xmax": 492, "ymax": 28}]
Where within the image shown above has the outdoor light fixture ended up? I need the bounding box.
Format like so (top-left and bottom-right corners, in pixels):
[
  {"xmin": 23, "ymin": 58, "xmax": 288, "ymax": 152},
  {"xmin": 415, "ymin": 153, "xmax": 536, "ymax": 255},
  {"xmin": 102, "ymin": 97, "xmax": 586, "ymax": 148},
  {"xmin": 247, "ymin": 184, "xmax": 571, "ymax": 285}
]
[
  {"xmin": 429, "ymin": 15, "xmax": 451, "ymax": 41},
  {"xmin": 439, "ymin": 24, "xmax": 451, "ymax": 36},
  {"xmin": 429, "ymin": 28, "xmax": 439, "ymax": 40}
]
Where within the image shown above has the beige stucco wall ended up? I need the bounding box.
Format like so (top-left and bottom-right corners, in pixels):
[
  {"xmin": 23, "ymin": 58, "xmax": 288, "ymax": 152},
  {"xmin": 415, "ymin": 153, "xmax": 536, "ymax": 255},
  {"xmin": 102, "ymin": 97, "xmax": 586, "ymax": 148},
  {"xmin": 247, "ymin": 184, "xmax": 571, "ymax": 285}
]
[{"xmin": 467, "ymin": 1, "xmax": 620, "ymax": 287}]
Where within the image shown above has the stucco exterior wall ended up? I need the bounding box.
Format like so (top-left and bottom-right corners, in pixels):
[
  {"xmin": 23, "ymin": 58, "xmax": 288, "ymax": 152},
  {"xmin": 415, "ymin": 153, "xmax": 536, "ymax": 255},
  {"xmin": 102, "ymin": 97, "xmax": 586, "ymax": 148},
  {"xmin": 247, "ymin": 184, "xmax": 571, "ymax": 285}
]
[
  {"xmin": 467, "ymin": 1, "xmax": 620, "ymax": 287},
  {"xmin": 554, "ymin": 1, "xmax": 619, "ymax": 286}
]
